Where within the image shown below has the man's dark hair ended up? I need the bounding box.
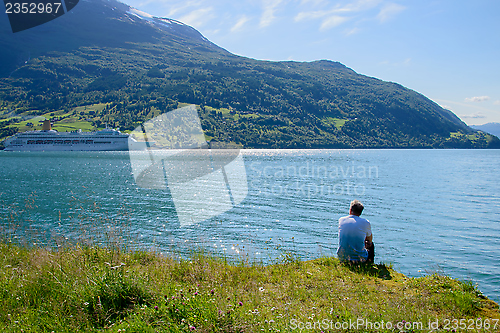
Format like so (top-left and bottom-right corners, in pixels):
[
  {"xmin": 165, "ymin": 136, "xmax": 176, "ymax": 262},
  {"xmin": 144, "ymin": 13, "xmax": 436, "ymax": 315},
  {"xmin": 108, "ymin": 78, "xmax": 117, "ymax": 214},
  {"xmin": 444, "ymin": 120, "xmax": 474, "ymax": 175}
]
[{"xmin": 350, "ymin": 200, "xmax": 364, "ymax": 216}]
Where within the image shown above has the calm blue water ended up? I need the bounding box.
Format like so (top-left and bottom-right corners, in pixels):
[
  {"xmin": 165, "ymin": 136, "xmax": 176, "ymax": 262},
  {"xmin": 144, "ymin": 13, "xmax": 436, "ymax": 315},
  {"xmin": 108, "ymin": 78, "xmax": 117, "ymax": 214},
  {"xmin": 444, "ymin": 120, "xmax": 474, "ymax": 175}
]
[{"xmin": 0, "ymin": 149, "xmax": 499, "ymax": 302}]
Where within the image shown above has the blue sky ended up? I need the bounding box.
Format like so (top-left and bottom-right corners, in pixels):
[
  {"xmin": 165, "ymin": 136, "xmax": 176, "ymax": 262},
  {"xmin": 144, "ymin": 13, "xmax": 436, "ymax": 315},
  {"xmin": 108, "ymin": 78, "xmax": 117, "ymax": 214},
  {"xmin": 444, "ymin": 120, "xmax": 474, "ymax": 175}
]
[{"xmin": 125, "ymin": 0, "xmax": 500, "ymax": 125}]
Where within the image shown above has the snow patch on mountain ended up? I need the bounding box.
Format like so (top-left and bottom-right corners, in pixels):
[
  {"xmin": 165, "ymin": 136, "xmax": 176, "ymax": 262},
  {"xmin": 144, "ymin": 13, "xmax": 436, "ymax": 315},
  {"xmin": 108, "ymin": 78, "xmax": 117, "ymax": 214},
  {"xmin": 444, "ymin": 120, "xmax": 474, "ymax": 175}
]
[
  {"xmin": 127, "ymin": 8, "xmax": 155, "ymax": 22},
  {"xmin": 125, "ymin": 8, "xmax": 193, "ymax": 31}
]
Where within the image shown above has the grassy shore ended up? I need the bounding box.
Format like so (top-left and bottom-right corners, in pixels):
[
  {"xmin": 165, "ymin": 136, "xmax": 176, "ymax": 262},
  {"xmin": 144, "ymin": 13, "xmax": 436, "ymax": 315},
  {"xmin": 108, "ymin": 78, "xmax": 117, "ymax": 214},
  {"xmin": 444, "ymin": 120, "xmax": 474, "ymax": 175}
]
[{"xmin": 0, "ymin": 242, "xmax": 498, "ymax": 332}]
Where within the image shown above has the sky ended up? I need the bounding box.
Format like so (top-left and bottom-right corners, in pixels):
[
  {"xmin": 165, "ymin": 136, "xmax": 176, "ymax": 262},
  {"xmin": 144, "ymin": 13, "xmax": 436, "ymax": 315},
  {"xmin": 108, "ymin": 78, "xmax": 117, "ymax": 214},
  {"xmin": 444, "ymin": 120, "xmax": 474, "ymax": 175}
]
[{"xmin": 123, "ymin": 0, "xmax": 500, "ymax": 125}]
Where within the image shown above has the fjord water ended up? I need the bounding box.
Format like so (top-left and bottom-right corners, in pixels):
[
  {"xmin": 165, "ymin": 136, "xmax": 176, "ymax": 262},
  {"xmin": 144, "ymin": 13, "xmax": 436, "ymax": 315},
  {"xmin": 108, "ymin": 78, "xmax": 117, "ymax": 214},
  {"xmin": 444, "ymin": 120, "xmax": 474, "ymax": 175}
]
[{"xmin": 0, "ymin": 149, "xmax": 499, "ymax": 302}]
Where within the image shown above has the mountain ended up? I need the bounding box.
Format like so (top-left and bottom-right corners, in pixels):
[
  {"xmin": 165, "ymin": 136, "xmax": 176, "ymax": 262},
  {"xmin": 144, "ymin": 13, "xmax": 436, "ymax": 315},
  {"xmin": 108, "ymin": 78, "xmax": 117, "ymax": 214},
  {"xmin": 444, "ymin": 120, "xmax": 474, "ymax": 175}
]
[
  {"xmin": 1, "ymin": 0, "xmax": 499, "ymax": 149},
  {"xmin": 470, "ymin": 123, "xmax": 500, "ymax": 138}
]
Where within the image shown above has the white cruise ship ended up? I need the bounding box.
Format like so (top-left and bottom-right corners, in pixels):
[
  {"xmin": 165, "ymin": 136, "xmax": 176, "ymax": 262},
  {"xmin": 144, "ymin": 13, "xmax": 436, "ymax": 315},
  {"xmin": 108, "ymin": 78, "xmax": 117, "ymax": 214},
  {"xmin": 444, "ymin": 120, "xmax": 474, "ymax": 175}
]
[{"xmin": 3, "ymin": 120, "xmax": 141, "ymax": 151}]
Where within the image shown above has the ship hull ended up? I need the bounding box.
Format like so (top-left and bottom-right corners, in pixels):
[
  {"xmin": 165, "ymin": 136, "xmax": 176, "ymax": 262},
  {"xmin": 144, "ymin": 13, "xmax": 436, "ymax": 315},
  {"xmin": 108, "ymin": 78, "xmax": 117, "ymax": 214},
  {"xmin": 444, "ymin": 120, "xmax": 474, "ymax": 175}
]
[
  {"xmin": 4, "ymin": 142, "xmax": 130, "ymax": 151},
  {"xmin": 3, "ymin": 128, "xmax": 141, "ymax": 151}
]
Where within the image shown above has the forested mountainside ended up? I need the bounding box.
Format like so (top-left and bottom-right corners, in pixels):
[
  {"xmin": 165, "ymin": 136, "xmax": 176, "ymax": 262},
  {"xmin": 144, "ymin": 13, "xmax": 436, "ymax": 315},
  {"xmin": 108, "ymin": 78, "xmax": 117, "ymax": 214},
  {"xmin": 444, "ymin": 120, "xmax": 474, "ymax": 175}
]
[{"xmin": 1, "ymin": 0, "xmax": 498, "ymax": 148}]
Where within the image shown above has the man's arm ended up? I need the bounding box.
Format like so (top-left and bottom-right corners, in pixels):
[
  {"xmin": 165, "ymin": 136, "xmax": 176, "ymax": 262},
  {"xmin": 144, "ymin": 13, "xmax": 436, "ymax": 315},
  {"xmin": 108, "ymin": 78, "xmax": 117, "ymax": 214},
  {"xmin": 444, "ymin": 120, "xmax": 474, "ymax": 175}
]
[{"xmin": 365, "ymin": 234, "xmax": 373, "ymax": 247}]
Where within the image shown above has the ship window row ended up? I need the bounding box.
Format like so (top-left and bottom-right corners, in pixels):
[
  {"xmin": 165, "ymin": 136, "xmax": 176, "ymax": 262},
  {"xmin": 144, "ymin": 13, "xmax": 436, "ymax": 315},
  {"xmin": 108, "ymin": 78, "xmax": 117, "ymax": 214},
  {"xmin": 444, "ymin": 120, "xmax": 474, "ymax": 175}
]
[
  {"xmin": 25, "ymin": 140, "xmax": 116, "ymax": 145},
  {"xmin": 27, "ymin": 140, "xmax": 96, "ymax": 144},
  {"xmin": 21, "ymin": 136, "xmax": 121, "ymax": 140}
]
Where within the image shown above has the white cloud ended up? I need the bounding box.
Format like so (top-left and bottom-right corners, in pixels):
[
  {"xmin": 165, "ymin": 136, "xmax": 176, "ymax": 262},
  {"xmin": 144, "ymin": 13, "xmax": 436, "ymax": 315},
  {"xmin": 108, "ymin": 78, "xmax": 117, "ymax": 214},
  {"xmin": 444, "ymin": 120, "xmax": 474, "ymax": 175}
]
[
  {"xmin": 134, "ymin": 0, "xmax": 158, "ymax": 7},
  {"xmin": 344, "ymin": 27, "xmax": 361, "ymax": 35},
  {"xmin": 203, "ymin": 28, "xmax": 220, "ymax": 35},
  {"xmin": 295, "ymin": 0, "xmax": 379, "ymax": 23},
  {"xmin": 166, "ymin": 0, "xmax": 204, "ymax": 17},
  {"xmin": 230, "ymin": 16, "xmax": 250, "ymax": 32},
  {"xmin": 460, "ymin": 113, "xmax": 486, "ymax": 119},
  {"xmin": 295, "ymin": 0, "xmax": 405, "ymax": 32},
  {"xmin": 178, "ymin": 7, "xmax": 214, "ymax": 27},
  {"xmin": 294, "ymin": 10, "xmax": 326, "ymax": 22},
  {"xmin": 377, "ymin": 3, "xmax": 406, "ymax": 23},
  {"xmin": 465, "ymin": 96, "xmax": 490, "ymax": 103},
  {"xmin": 299, "ymin": 0, "xmax": 328, "ymax": 6},
  {"xmin": 494, "ymin": 100, "xmax": 500, "ymax": 105},
  {"xmin": 260, "ymin": 0, "xmax": 285, "ymax": 28},
  {"xmin": 338, "ymin": 0, "xmax": 381, "ymax": 14},
  {"xmin": 320, "ymin": 15, "xmax": 350, "ymax": 30},
  {"xmin": 294, "ymin": 0, "xmax": 378, "ymax": 30}
]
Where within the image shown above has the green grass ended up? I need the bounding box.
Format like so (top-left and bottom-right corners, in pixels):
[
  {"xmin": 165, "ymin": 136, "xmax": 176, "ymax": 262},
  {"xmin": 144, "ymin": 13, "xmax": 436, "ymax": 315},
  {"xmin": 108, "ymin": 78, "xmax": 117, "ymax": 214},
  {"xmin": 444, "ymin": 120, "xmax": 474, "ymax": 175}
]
[
  {"xmin": 72, "ymin": 103, "xmax": 108, "ymax": 115},
  {"xmin": 239, "ymin": 113, "xmax": 261, "ymax": 119},
  {"xmin": 52, "ymin": 120, "xmax": 94, "ymax": 132},
  {"xmin": 4, "ymin": 107, "xmax": 98, "ymax": 133},
  {"xmin": 450, "ymin": 132, "xmax": 477, "ymax": 141},
  {"xmin": 204, "ymin": 105, "xmax": 239, "ymax": 121},
  {"xmin": 1, "ymin": 103, "xmax": 119, "ymax": 136},
  {"xmin": 0, "ymin": 243, "xmax": 498, "ymax": 332},
  {"xmin": 322, "ymin": 116, "xmax": 348, "ymax": 130}
]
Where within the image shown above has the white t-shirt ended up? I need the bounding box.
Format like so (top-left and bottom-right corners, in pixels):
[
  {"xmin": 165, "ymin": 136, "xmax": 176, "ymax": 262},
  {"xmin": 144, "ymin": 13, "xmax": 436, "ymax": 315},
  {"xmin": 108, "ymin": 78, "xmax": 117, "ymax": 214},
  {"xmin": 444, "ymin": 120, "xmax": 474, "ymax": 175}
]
[{"xmin": 337, "ymin": 215, "xmax": 372, "ymax": 262}]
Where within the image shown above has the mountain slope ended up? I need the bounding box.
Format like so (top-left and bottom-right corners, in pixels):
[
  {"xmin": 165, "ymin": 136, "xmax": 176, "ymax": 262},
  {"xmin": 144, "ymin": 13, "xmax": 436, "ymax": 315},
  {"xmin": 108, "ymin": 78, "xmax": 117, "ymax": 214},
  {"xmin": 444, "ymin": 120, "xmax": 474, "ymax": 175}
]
[
  {"xmin": 0, "ymin": 0, "xmax": 498, "ymax": 148},
  {"xmin": 471, "ymin": 123, "xmax": 500, "ymax": 138}
]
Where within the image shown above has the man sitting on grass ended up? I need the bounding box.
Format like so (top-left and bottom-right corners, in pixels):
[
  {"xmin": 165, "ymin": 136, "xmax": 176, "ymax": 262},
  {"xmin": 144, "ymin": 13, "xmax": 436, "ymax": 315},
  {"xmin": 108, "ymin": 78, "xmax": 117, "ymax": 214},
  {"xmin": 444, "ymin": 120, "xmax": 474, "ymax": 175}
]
[{"xmin": 337, "ymin": 200, "xmax": 374, "ymax": 263}]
